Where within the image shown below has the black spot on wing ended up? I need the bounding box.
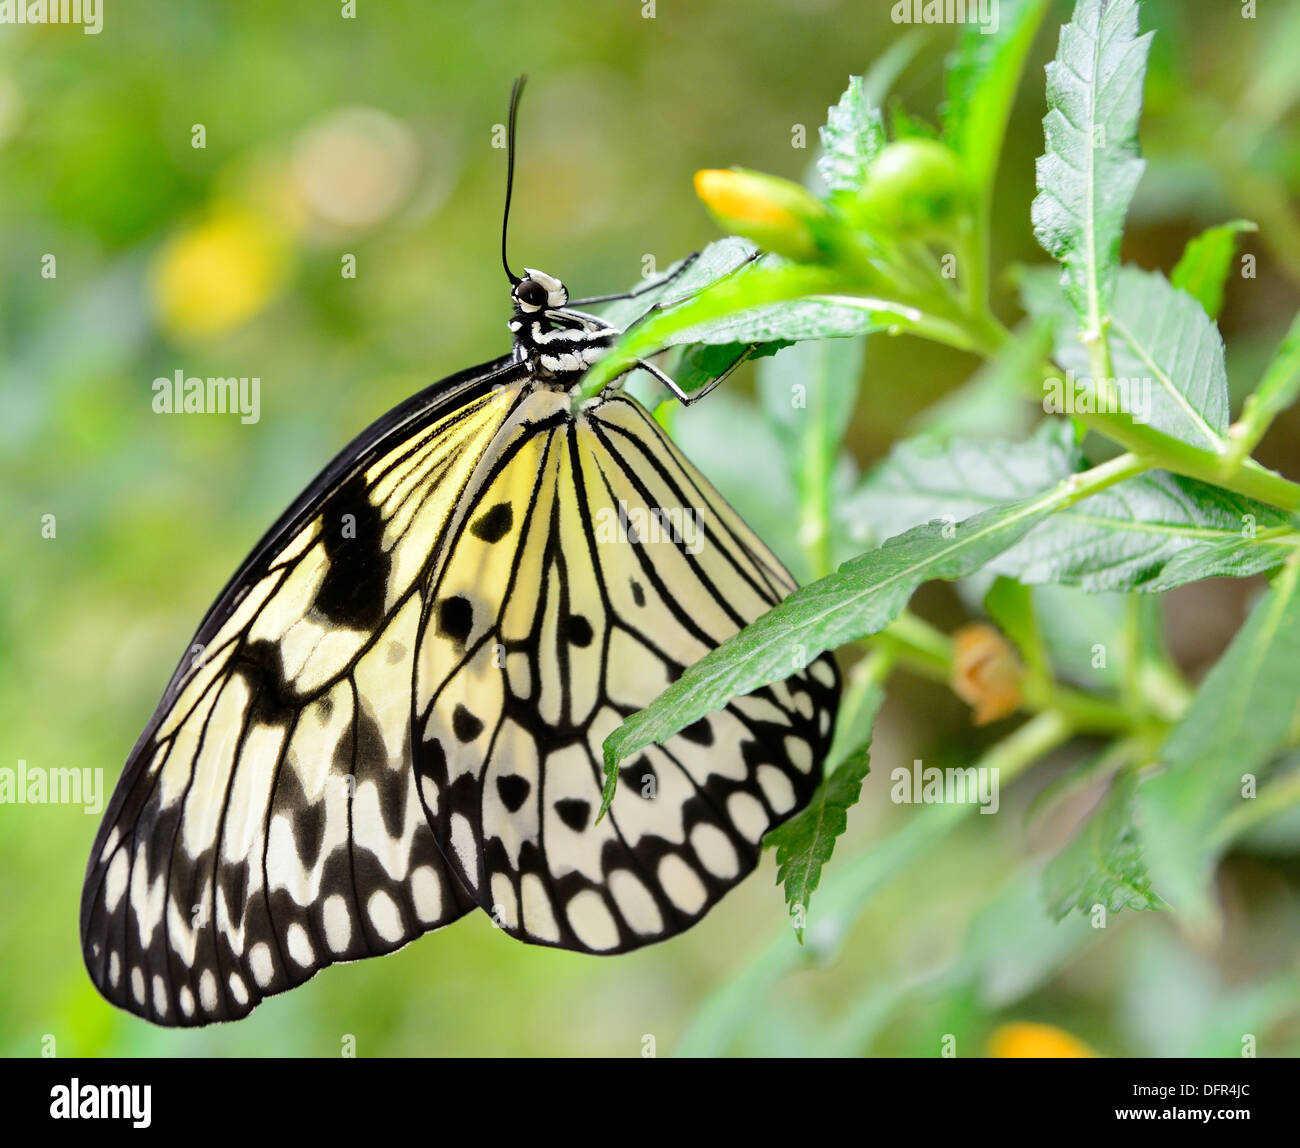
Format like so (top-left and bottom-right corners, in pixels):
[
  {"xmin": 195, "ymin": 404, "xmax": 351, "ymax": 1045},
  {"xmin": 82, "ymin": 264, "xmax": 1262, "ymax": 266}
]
[
  {"xmin": 630, "ymin": 578, "xmax": 646, "ymax": 607},
  {"xmin": 312, "ymin": 474, "xmax": 391, "ymax": 629},
  {"xmin": 565, "ymin": 614, "xmax": 593, "ymax": 648},
  {"xmin": 437, "ymin": 595, "xmax": 474, "ymax": 644},
  {"xmin": 293, "ymin": 793, "xmax": 326, "ymax": 870},
  {"xmin": 680, "ymin": 717, "xmax": 714, "ymax": 746},
  {"xmin": 234, "ymin": 639, "xmax": 296, "ymax": 725},
  {"xmin": 497, "ymin": 775, "xmax": 531, "ymax": 812},
  {"xmin": 417, "ymin": 734, "xmax": 445, "ymax": 774},
  {"xmin": 620, "ymin": 757, "xmax": 656, "ymax": 796},
  {"xmin": 470, "ymin": 501, "xmax": 513, "ymax": 543},
  {"xmin": 555, "ymin": 798, "xmax": 591, "ymax": 832},
  {"xmin": 452, "ymin": 704, "xmax": 484, "ymax": 743}
]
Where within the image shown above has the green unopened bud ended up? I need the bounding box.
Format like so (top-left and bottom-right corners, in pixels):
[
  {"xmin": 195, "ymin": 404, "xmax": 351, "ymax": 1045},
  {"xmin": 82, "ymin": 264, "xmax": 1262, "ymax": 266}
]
[{"xmin": 853, "ymin": 139, "xmax": 970, "ymax": 240}]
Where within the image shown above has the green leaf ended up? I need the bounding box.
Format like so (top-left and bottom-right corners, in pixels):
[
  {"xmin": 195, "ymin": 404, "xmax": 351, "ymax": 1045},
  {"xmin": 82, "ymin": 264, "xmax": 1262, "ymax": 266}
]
[
  {"xmin": 822, "ymin": 656, "xmax": 886, "ymax": 771},
  {"xmin": 1139, "ymin": 555, "xmax": 1300, "ymax": 930},
  {"xmin": 594, "ymin": 237, "xmax": 757, "ymax": 330},
  {"xmin": 767, "ymin": 683, "xmax": 882, "ymax": 939},
  {"xmin": 842, "ymin": 428, "xmax": 1293, "ymax": 592},
  {"xmin": 580, "ymin": 261, "xmax": 877, "ymax": 397},
  {"xmin": 602, "ymin": 460, "xmax": 1128, "ymax": 782},
  {"xmin": 840, "ymin": 421, "xmax": 1079, "ymax": 548},
  {"xmin": 1025, "ymin": 266, "xmax": 1231, "ymax": 453},
  {"xmin": 1170, "ymin": 219, "xmax": 1256, "ymax": 320},
  {"xmin": 666, "ymin": 296, "xmax": 885, "ymax": 347},
  {"xmin": 668, "ymin": 343, "xmax": 752, "ymax": 397},
  {"xmin": 758, "ymin": 335, "xmax": 865, "ymax": 575},
  {"xmin": 860, "ymin": 29, "xmax": 927, "ymax": 108},
  {"xmin": 1143, "ymin": 527, "xmax": 1299, "ymax": 593},
  {"xmin": 888, "ymin": 99, "xmax": 940, "ymax": 142},
  {"xmin": 758, "ymin": 335, "xmax": 863, "ymax": 457},
  {"xmin": 669, "ymin": 341, "xmax": 790, "ymax": 398},
  {"xmin": 1031, "ymin": 0, "xmax": 1152, "ymax": 335},
  {"xmin": 1232, "ymin": 308, "xmax": 1300, "ymax": 459},
  {"xmin": 818, "ymin": 75, "xmax": 886, "ymax": 196},
  {"xmin": 943, "ymin": 0, "xmax": 1050, "ymax": 192},
  {"xmin": 1005, "ymin": 471, "xmax": 1293, "ymax": 592},
  {"xmin": 1043, "ymin": 769, "xmax": 1167, "ymax": 920}
]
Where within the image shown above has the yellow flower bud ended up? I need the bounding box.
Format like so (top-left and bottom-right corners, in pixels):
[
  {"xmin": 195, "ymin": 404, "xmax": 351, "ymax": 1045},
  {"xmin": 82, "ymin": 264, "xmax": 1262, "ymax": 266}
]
[{"xmin": 694, "ymin": 168, "xmax": 830, "ymax": 263}]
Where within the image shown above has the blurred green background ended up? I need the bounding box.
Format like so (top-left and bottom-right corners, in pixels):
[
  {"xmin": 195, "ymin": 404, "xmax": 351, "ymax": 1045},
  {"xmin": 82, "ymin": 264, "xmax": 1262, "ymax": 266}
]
[{"xmin": 3, "ymin": 0, "xmax": 1299, "ymax": 1057}]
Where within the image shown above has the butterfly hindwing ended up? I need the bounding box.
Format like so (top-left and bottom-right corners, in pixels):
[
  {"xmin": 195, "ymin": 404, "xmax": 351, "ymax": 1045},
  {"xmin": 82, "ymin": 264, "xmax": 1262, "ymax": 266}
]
[
  {"xmin": 80, "ymin": 359, "xmax": 525, "ymax": 1025},
  {"xmin": 413, "ymin": 391, "xmax": 839, "ymax": 953}
]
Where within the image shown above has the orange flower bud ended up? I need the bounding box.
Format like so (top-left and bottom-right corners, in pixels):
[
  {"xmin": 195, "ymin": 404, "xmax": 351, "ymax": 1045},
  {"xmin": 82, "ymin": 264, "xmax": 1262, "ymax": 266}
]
[{"xmin": 950, "ymin": 623, "xmax": 1023, "ymax": 725}]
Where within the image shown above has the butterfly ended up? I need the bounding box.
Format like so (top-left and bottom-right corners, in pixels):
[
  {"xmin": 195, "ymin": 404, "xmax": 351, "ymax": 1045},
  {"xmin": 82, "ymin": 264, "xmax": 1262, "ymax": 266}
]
[{"xmin": 81, "ymin": 77, "xmax": 840, "ymax": 1026}]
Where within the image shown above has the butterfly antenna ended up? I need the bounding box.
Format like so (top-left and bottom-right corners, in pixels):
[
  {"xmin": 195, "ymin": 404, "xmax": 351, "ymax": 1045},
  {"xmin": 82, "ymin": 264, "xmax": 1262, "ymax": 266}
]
[{"xmin": 501, "ymin": 74, "xmax": 526, "ymax": 285}]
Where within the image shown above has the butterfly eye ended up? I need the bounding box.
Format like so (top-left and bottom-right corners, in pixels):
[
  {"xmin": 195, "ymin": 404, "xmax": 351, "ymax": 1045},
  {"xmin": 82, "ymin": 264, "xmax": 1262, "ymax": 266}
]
[{"xmin": 515, "ymin": 278, "xmax": 549, "ymax": 310}]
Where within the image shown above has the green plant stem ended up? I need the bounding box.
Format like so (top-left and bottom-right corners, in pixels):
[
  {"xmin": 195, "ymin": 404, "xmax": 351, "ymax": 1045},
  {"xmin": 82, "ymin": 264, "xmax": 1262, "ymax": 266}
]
[
  {"xmin": 959, "ymin": 214, "xmax": 987, "ymax": 317},
  {"xmin": 876, "ymin": 610, "xmax": 951, "ymax": 676},
  {"xmin": 869, "ymin": 302, "xmax": 1300, "ymax": 511},
  {"xmin": 800, "ymin": 448, "xmax": 834, "ymax": 581}
]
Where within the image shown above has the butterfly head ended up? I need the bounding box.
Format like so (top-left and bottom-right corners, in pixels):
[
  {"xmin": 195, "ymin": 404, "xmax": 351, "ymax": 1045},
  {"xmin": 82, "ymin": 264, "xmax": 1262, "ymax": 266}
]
[{"xmin": 512, "ymin": 268, "xmax": 568, "ymax": 314}]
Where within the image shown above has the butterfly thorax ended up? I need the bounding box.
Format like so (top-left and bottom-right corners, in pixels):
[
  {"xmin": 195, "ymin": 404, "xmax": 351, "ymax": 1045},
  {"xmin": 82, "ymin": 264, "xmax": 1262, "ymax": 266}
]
[{"xmin": 508, "ymin": 266, "xmax": 618, "ymax": 383}]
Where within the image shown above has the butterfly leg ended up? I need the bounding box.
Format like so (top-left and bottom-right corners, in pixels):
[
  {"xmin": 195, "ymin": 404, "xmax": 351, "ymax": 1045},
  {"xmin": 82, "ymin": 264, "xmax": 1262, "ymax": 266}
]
[
  {"xmin": 619, "ymin": 358, "xmax": 690, "ymax": 403},
  {"xmin": 612, "ymin": 345, "xmax": 755, "ymax": 406}
]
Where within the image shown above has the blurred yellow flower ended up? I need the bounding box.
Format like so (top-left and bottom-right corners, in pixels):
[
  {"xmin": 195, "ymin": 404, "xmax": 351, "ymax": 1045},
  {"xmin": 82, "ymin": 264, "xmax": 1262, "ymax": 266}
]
[
  {"xmin": 150, "ymin": 206, "xmax": 289, "ymax": 339},
  {"xmin": 989, "ymin": 1022, "xmax": 1097, "ymax": 1058}
]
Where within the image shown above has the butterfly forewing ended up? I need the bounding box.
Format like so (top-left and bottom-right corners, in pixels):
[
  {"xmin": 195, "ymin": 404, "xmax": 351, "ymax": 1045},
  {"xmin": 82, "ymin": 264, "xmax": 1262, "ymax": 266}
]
[
  {"xmin": 80, "ymin": 360, "xmax": 524, "ymax": 1025},
  {"xmin": 412, "ymin": 391, "xmax": 838, "ymax": 953}
]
